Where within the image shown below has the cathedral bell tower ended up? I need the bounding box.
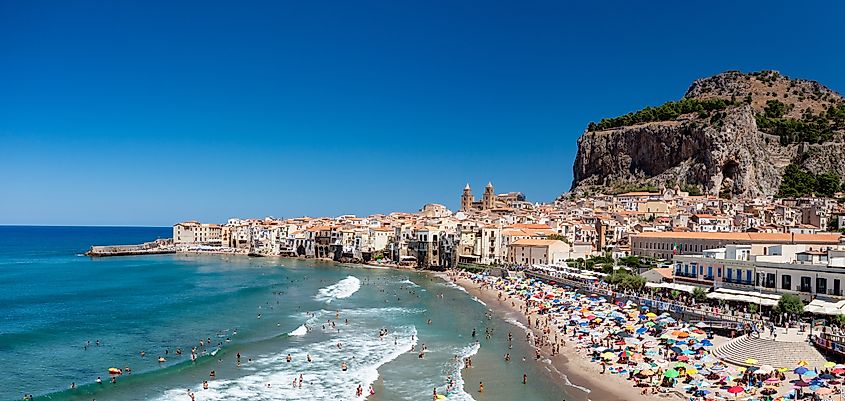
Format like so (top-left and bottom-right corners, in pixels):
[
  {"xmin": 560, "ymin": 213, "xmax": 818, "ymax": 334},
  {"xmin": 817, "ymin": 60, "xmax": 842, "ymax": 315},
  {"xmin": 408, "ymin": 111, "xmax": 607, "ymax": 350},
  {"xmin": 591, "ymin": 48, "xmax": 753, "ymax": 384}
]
[{"xmin": 461, "ymin": 184, "xmax": 474, "ymax": 212}]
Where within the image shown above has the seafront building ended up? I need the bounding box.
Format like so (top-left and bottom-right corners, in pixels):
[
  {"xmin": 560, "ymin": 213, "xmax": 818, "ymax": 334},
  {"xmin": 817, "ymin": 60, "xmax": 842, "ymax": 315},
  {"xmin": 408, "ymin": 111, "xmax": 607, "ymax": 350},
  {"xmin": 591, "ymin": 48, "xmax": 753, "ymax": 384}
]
[{"xmin": 168, "ymin": 184, "xmax": 845, "ymax": 304}]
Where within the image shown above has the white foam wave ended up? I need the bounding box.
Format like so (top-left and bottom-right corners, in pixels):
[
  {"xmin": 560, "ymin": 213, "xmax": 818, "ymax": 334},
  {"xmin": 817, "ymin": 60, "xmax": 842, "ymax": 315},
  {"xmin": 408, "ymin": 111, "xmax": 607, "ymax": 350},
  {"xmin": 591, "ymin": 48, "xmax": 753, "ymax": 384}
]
[
  {"xmin": 445, "ymin": 281, "xmax": 469, "ymax": 294},
  {"xmin": 504, "ymin": 317, "xmax": 532, "ymax": 337},
  {"xmin": 542, "ymin": 358, "xmax": 591, "ymax": 394},
  {"xmin": 315, "ymin": 276, "xmax": 361, "ymax": 303},
  {"xmin": 399, "ymin": 279, "xmax": 420, "ymax": 287},
  {"xmin": 156, "ymin": 324, "xmax": 418, "ymax": 401},
  {"xmin": 447, "ymin": 342, "xmax": 480, "ymax": 401},
  {"xmin": 288, "ymin": 324, "xmax": 308, "ymax": 336},
  {"xmin": 471, "ymin": 296, "xmax": 486, "ymax": 306}
]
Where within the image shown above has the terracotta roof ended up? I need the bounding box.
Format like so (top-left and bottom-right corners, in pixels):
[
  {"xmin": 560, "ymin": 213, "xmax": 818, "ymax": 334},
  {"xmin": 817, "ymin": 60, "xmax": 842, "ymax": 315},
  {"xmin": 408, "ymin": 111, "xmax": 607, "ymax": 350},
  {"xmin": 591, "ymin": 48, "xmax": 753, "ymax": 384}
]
[
  {"xmin": 632, "ymin": 232, "xmax": 842, "ymax": 243},
  {"xmin": 510, "ymin": 239, "xmax": 565, "ymax": 246}
]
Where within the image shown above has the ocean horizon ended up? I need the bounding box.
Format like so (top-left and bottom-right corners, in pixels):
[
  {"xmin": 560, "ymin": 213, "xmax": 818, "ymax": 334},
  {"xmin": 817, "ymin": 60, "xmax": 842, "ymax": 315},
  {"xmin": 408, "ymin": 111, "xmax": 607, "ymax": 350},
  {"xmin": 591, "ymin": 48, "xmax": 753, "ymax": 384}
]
[{"xmin": 0, "ymin": 226, "xmax": 574, "ymax": 401}]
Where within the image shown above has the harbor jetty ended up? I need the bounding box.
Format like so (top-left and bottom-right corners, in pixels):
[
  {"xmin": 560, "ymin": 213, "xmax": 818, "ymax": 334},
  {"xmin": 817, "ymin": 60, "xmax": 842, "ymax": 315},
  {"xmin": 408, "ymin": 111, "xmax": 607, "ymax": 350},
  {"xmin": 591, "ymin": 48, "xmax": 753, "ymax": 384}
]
[{"xmin": 85, "ymin": 239, "xmax": 175, "ymax": 257}]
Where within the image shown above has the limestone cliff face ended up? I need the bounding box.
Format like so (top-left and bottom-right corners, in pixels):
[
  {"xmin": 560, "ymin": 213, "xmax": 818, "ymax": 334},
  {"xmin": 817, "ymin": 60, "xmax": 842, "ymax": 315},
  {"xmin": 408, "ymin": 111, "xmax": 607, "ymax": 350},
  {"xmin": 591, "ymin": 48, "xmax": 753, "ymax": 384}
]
[{"xmin": 570, "ymin": 70, "xmax": 845, "ymax": 197}]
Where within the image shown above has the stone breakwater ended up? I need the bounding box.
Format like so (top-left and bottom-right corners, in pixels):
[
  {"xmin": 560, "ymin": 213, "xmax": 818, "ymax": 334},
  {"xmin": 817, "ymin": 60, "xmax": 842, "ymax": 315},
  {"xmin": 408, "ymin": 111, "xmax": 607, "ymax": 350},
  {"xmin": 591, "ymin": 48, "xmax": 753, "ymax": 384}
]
[{"xmin": 85, "ymin": 239, "xmax": 174, "ymax": 256}]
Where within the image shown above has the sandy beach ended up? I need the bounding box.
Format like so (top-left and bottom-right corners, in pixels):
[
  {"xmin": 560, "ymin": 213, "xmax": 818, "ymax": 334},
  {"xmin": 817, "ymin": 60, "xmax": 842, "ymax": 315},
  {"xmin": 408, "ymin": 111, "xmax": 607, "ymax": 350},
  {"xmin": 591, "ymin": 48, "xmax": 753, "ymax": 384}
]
[{"xmin": 439, "ymin": 271, "xmax": 675, "ymax": 401}]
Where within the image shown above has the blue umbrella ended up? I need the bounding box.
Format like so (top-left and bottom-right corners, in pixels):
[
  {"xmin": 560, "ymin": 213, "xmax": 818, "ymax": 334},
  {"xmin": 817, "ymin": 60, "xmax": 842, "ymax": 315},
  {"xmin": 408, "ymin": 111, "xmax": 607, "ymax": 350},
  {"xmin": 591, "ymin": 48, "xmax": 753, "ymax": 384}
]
[
  {"xmin": 795, "ymin": 367, "xmax": 809, "ymax": 375},
  {"xmin": 701, "ymin": 339, "xmax": 713, "ymax": 346}
]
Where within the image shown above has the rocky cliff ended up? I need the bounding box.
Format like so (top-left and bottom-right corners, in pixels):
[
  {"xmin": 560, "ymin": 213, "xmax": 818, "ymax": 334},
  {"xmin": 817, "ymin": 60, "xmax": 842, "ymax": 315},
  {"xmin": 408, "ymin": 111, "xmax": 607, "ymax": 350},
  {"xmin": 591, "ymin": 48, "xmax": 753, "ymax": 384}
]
[{"xmin": 570, "ymin": 70, "xmax": 845, "ymax": 197}]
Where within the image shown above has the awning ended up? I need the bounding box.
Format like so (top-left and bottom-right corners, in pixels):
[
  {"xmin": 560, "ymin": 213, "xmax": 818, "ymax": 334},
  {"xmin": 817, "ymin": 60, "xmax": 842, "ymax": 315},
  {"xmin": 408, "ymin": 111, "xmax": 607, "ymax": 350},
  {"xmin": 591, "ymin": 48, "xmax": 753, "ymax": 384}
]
[
  {"xmin": 705, "ymin": 288, "xmax": 778, "ymax": 306},
  {"xmin": 645, "ymin": 282, "xmax": 697, "ymax": 293}
]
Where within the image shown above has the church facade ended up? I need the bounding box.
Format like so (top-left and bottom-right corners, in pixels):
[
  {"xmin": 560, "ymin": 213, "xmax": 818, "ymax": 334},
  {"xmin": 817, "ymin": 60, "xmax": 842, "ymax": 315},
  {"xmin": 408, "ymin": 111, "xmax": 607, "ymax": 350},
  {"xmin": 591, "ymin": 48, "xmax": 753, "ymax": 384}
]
[{"xmin": 461, "ymin": 182, "xmax": 526, "ymax": 212}]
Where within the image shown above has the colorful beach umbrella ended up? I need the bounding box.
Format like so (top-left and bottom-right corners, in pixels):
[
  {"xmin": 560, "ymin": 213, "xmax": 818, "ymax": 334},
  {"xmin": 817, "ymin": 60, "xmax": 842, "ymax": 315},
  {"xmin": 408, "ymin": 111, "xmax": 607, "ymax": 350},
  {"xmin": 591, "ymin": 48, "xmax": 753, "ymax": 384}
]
[
  {"xmin": 664, "ymin": 369, "xmax": 680, "ymax": 378},
  {"xmin": 744, "ymin": 358, "xmax": 758, "ymax": 365},
  {"xmin": 727, "ymin": 386, "xmax": 744, "ymax": 394}
]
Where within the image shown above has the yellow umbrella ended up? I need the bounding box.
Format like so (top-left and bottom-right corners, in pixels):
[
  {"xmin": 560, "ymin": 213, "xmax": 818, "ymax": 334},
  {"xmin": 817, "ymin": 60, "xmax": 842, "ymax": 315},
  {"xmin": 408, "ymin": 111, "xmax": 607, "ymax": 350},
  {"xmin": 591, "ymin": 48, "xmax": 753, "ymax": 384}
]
[
  {"xmin": 645, "ymin": 312, "xmax": 657, "ymax": 319},
  {"xmin": 824, "ymin": 362, "xmax": 836, "ymax": 368},
  {"xmin": 745, "ymin": 358, "xmax": 758, "ymax": 365},
  {"xmin": 687, "ymin": 368, "xmax": 699, "ymax": 375},
  {"xmin": 797, "ymin": 360, "xmax": 809, "ymax": 367},
  {"xmin": 601, "ymin": 352, "xmax": 616, "ymax": 360},
  {"xmin": 777, "ymin": 367, "xmax": 790, "ymax": 373}
]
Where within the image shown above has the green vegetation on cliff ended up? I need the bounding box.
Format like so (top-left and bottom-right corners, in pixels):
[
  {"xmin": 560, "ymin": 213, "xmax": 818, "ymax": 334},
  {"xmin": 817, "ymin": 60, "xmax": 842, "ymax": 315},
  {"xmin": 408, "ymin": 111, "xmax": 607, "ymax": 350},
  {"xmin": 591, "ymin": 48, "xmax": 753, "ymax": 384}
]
[
  {"xmin": 587, "ymin": 98, "xmax": 734, "ymax": 131},
  {"xmin": 777, "ymin": 163, "xmax": 843, "ymax": 198},
  {"xmin": 755, "ymin": 100, "xmax": 845, "ymax": 144}
]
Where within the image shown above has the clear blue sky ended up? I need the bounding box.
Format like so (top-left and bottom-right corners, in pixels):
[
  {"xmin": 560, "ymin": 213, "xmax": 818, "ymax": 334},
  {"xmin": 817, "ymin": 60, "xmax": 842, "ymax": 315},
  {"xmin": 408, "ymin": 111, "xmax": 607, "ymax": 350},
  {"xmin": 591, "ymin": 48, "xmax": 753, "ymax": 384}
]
[{"xmin": 1, "ymin": 1, "xmax": 843, "ymax": 226}]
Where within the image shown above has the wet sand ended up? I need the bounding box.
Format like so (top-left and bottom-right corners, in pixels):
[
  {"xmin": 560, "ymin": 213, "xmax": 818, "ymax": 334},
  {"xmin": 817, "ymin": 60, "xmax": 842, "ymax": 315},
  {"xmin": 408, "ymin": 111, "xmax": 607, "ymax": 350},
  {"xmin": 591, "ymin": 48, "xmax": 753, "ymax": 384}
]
[{"xmin": 439, "ymin": 272, "xmax": 679, "ymax": 401}]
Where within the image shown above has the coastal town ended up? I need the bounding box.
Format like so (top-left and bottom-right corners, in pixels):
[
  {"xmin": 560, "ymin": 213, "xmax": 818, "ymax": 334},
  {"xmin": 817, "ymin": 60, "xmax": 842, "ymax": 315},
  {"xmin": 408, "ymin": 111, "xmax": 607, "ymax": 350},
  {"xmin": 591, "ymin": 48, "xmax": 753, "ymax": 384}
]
[
  {"xmin": 163, "ymin": 183, "xmax": 845, "ymax": 300},
  {"xmin": 91, "ymin": 183, "xmax": 845, "ymax": 401}
]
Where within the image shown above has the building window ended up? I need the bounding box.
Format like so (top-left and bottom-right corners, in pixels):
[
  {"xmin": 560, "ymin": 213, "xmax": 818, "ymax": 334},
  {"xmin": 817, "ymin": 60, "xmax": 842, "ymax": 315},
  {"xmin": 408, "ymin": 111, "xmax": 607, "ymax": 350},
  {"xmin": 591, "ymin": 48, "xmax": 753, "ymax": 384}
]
[
  {"xmin": 800, "ymin": 277, "xmax": 812, "ymax": 293},
  {"xmin": 782, "ymin": 275, "xmax": 791, "ymax": 290},
  {"xmin": 817, "ymin": 278, "xmax": 828, "ymax": 295}
]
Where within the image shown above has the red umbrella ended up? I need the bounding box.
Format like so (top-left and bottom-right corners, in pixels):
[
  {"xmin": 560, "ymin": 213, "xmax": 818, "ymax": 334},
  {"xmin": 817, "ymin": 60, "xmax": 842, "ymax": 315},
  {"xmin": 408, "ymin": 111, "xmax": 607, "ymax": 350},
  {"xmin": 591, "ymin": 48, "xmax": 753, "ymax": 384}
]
[
  {"xmin": 833, "ymin": 368, "xmax": 845, "ymax": 375},
  {"xmin": 727, "ymin": 386, "xmax": 744, "ymax": 394}
]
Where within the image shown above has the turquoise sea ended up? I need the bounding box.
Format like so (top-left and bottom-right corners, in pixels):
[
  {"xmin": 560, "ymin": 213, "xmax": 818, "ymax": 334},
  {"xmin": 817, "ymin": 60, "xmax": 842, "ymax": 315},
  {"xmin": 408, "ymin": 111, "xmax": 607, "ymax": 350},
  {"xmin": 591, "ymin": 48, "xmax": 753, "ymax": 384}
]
[{"xmin": 0, "ymin": 226, "xmax": 574, "ymax": 401}]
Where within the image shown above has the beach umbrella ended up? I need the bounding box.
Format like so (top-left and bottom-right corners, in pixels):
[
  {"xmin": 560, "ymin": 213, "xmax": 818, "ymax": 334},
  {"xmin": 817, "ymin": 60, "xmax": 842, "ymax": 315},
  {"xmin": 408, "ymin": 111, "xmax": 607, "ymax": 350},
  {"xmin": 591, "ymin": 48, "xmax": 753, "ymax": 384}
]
[
  {"xmin": 745, "ymin": 358, "xmax": 758, "ymax": 365},
  {"xmin": 793, "ymin": 379, "xmax": 810, "ymax": 388},
  {"xmin": 764, "ymin": 377, "xmax": 781, "ymax": 385},
  {"xmin": 816, "ymin": 387, "xmax": 833, "ymax": 395},
  {"xmin": 700, "ymin": 339, "xmax": 713, "ymax": 347},
  {"xmin": 640, "ymin": 369, "xmax": 655, "ymax": 376},
  {"xmin": 646, "ymin": 312, "xmax": 657, "ymax": 319},
  {"xmin": 664, "ymin": 369, "xmax": 680, "ymax": 378},
  {"xmin": 601, "ymin": 352, "xmax": 616, "ymax": 360},
  {"xmin": 686, "ymin": 368, "xmax": 699, "ymax": 375},
  {"xmin": 727, "ymin": 386, "xmax": 744, "ymax": 394},
  {"xmin": 797, "ymin": 360, "xmax": 809, "ymax": 367},
  {"xmin": 777, "ymin": 367, "xmax": 790, "ymax": 373},
  {"xmin": 819, "ymin": 373, "xmax": 836, "ymax": 380},
  {"xmin": 795, "ymin": 367, "xmax": 809, "ymax": 375},
  {"xmin": 803, "ymin": 371, "xmax": 818, "ymax": 379},
  {"xmin": 757, "ymin": 365, "xmax": 775, "ymax": 375},
  {"xmin": 677, "ymin": 355, "xmax": 690, "ymax": 361},
  {"xmin": 832, "ymin": 368, "xmax": 845, "ymax": 375},
  {"xmin": 825, "ymin": 362, "xmax": 836, "ymax": 368}
]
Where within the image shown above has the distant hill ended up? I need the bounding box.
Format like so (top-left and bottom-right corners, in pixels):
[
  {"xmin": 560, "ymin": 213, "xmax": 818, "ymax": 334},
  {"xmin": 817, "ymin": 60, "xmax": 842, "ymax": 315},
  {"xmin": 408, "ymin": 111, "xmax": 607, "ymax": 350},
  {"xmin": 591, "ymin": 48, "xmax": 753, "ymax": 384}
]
[{"xmin": 570, "ymin": 70, "xmax": 845, "ymax": 198}]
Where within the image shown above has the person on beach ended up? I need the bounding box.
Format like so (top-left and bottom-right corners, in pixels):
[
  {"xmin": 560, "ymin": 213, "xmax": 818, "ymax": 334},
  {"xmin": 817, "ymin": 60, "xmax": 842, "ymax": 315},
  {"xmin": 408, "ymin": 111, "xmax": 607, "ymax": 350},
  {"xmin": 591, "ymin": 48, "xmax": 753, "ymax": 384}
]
[{"xmin": 479, "ymin": 381, "xmax": 484, "ymax": 393}]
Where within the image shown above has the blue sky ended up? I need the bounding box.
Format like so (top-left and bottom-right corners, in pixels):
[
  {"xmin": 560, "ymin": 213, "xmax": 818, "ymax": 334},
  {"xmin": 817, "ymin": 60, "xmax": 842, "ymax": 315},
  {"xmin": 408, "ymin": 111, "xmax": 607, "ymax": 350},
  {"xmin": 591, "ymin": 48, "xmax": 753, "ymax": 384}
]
[{"xmin": 1, "ymin": 1, "xmax": 843, "ymax": 226}]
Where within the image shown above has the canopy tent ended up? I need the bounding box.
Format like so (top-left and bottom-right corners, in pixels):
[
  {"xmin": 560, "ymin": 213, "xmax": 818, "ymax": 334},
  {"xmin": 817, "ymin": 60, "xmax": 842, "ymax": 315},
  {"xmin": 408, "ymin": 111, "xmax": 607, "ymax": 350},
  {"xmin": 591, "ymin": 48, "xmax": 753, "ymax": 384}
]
[
  {"xmin": 644, "ymin": 282, "xmax": 697, "ymax": 294},
  {"xmin": 804, "ymin": 299, "xmax": 845, "ymax": 316},
  {"xmin": 705, "ymin": 288, "xmax": 778, "ymax": 306}
]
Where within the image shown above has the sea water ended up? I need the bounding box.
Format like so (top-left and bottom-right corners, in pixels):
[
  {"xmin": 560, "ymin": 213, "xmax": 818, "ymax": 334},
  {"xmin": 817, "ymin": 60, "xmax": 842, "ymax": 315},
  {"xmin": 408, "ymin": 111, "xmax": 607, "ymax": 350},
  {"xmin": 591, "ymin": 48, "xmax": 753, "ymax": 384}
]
[{"xmin": 0, "ymin": 226, "xmax": 572, "ymax": 401}]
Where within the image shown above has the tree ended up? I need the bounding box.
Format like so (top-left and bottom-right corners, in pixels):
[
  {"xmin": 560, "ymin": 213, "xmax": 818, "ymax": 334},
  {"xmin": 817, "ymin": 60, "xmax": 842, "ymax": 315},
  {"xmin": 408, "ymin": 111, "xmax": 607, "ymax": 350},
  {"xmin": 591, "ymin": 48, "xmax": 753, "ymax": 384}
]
[
  {"xmin": 775, "ymin": 294, "xmax": 804, "ymax": 317},
  {"xmin": 816, "ymin": 172, "xmax": 842, "ymax": 197},
  {"xmin": 692, "ymin": 287, "xmax": 707, "ymax": 302},
  {"xmin": 764, "ymin": 99, "xmax": 787, "ymax": 118},
  {"xmin": 777, "ymin": 164, "xmax": 817, "ymax": 198}
]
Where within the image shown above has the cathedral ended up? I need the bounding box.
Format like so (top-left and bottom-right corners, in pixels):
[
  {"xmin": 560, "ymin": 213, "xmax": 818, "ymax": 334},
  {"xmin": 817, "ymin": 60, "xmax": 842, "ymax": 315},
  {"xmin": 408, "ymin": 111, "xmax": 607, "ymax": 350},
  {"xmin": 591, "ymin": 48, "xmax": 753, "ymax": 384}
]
[{"xmin": 461, "ymin": 182, "xmax": 527, "ymax": 212}]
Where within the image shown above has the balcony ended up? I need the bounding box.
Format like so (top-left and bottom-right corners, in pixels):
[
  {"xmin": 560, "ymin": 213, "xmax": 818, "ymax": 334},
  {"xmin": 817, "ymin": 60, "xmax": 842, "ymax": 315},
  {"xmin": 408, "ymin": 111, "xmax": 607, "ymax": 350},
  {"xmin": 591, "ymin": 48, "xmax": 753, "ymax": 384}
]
[
  {"xmin": 674, "ymin": 271, "xmax": 699, "ymax": 279},
  {"xmin": 722, "ymin": 278, "xmax": 754, "ymax": 286}
]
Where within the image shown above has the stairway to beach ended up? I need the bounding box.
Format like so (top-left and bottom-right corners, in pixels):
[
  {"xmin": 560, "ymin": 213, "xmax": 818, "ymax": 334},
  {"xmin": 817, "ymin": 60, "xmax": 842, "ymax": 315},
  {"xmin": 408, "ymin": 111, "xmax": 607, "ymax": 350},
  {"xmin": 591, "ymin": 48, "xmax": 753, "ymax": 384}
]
[{"xmin": 712, "ymin": 334, "xmax": 828, "ymax": 368}]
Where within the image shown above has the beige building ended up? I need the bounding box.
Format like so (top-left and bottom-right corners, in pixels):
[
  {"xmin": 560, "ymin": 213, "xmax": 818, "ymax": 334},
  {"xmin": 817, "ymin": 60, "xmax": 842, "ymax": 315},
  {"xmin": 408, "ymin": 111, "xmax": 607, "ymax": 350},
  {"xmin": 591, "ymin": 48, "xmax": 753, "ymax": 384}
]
[
  {"xmin": 631, "ymin": 232, "xmax": 843, "ymax": 260},
  {"xmin": 173, "ymin": 221, "xmax": 222, "ymax": 246},
  {"xmin": 508, "ymin": 239, "xmax": 570, "ymax": 265}
]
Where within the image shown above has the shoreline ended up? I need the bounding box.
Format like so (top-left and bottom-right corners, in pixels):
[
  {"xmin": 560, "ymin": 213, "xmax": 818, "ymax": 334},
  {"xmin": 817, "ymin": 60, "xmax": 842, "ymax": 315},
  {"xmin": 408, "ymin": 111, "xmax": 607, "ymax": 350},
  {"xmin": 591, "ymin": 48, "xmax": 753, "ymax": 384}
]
[{"xmin": 438, "ymin": 271, "xmax": 668, "ymax": 401}]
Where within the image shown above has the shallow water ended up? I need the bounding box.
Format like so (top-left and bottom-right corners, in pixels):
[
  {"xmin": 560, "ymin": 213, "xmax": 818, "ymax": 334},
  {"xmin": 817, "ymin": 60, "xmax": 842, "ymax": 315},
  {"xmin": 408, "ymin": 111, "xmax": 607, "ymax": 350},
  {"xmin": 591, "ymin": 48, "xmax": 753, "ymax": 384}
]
[{"xmin": 0, "ymin": 226, "xmax": 570, "ymax": 401}]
